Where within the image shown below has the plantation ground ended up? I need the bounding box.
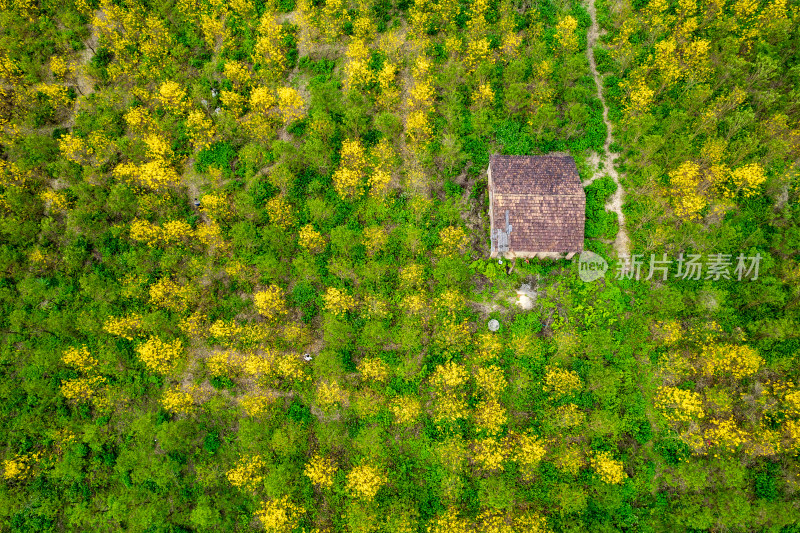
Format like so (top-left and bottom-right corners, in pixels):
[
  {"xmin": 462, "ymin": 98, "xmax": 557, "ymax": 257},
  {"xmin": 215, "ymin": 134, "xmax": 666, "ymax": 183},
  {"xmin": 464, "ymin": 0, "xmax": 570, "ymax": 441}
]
[{"xmin": 1, "ymin": 0, "xmax": 799, "ymax": 531}]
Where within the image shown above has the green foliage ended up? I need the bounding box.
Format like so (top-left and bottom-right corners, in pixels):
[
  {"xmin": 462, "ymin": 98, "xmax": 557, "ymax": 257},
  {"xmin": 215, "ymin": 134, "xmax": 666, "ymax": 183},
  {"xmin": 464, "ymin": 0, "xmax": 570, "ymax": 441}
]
[
  {"xmin": 291, "ymin": 281, "xmax": 319, "ymax": 323},
  {"xmin": 0, "ymin": 2, "xmax": 797, "ymax": 531},
  {"xmin": 752, "ymin": 461, "xmax": 780, "ymax": 501},
  {"xmin": 195, "ymin": 141, "xmax": 237, "ymax": 175},
  {"xmin": 469, "ymin": 258, "xmax": 503, "ymax": 281},
  {"xmin": 584, "ymin": 175, "xmax": 618, "ymax": 239},
  {"xmin": 203, "ymin": 430, "xmax": 221, "ymax": 455},
  {"xmin": 654, "ymin": 438, "xmax": 692, "ymax": 466}
]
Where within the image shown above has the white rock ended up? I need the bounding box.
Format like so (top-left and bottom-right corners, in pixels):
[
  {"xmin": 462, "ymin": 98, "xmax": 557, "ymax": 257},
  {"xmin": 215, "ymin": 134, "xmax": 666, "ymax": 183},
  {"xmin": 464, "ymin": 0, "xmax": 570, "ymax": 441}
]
[{"xmin": 516, "ymin": 294, "xmax": 534, "ymax": 310}]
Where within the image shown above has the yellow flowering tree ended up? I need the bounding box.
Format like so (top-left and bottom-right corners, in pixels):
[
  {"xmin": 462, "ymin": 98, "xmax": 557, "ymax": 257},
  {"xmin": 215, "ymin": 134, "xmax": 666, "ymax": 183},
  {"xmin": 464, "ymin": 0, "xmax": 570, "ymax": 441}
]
[
  {"xmin": 465, "ymin": 38, "xmax": 492, "ymax": 73},
  {"xmin": 40, "ymin": 189, "xmax": 69, "ymax": 213},
  {"xmin": 437, "ymin": 226, "xmax": 468, "ymax": 258},
  {"xmin": 474, "ymin": 399, "xmax": 507, "ymax": 435},
  {"xmin": 240, "ymin": 394, "xmax": 273, "ymax": 416},
  {"xmin": 254, "ymin": 285, "xmax": 288, "ymax": 321},
  {"xmin": 158, "ymin": 81, "xmax": 188, "ymax": 114},
  {"xmin": 220, "ymin": 89, "xmax": 245, "ymax": 116},
  {"xmin": 390, "ymin": 396, "xmax": 422, "ymax": 425},
  {"xmin": 358, "ymin": 357, "xmax": 390, "ymax": 382},
  {"xmin": 161, "ymin": 387, "xmax": 194, "ymax": 415},
  {"xmin": 200, "ymin": 193, "xmax": 231, "ymax": 221},
  {"xmin": 187, "ymin": 109, "xmax": 215, "ymax": 151},
  {"xmin": 472, "ymin": 437, "xmax": 508, "ymax": 471},
  {"xmin": 317, "ymin": 380, "xmax": 348, "ymax": 408},
  {"xmin": 130, "ymin": 219, "xmax": 163, "ymax": 247},
  {"xmin": 276, "ymin": 87, "xmax": 305, "ymax": 124},
  {"xmin": 434, "ymin": 318, "xmax": 471, "ymax": 354},
  {"xmin": 699, "ymin": 344, "xmax": 763, "ymax": 380},
  {"xmin": 113, "ymin": 160, "xmax": 180, "ymax": 191},
  {"xmin": 323, "ymin": 287, "xmax": 356, "ymax": 316},
  {"xmin": 209, "ymin": 319, "xmax": 244, "ymax": 345},
  {"xmin": 227, "ymin": 455, "xmax": 266, "ymax": 491},
  {"xmin": 426, "ymin": 507, "xmax": 471, "ymax": 533},
  {"xmin": 431, "ymin": 361, "xmax": 469, "ymax": 389},
  {"xmin": 135, "ymin": 337, "xmax": 183, "ymax": 374},
  {"xmin": 265, "ymin": 195, "xmax": 296, "ymax": 228},
  {"xmin": 61, "ymin": 345, "xmax": 98, "ymax": 374},
  {"xmin": 475, "ymin": 365, "xmax": 507, "ymax": 398},
  {"xmin": 298, "ymin": 224, "xmax": 326, "ymax": 253},
  {"xmin": 363, "ymin": 226, "xmax": 389, "ymax": 256},
  {"xmin": 473, "ymin": 82, "xmax": 495, "ymax": 111},
  {"xmin": 476, "ymin": 331, "xmax": 503, "ymax": 363},
  {"xmin": 376, "ymin": 62, "xmax": 399, "ymax": 108},
  {"xmin": 103, "ymin": 314, "xmax": 143, "ymax": 341},
  {"xmin": 400, "ymin": 263, "xmax": 425, "ymax": 289},
  {"xmin": 333, "ymin": 138, "xmax": 368, "ymax": 200},
  {"xmin": 726, "ymin": 163, "xmax": 766, "ymax": 198},
  {"xmin": 245, "ymin": 86, "xmax": 280, "ymax": 140},
  {"xmin": 591, "ymin": 451, "xmax": 626, "ymax": 484},
  {"xmin": 655, "ymin": 386, "xmax": 705, "ymax": 423},
  {"xmin": 223, "ymin": 60, "xmax": 252, "ymax": 91},
  {"xmin": 162, "ymin": 220, "xmax": 194, "ymax": 245},
  {"xmin": 555, "ymin": 16, "xmax": 579, "ymax": 53},
  {"xmin": 304, "ymin": 454, "xmax": 337, "ymax": 489},
  {"xmin": 3, "ymin": 452, "xmax": 43, "ymax": 481},
  {"xmin": 256, "ymin": 496, "xmax": 305, "ymax": 531},
  {"xmin": 434, "ymin": 289, "xmax": 466, "ymax": 316},
  {"xmin": 542, "ymin": 366, "xmax": 582, "ymax": 398},
  {"xmin": 60, "ymin": 345, "xmax": 108, "ymax": 407},
  {"xmin": 61, "ymin": 376, "xmax": 107, "ymax": 405},
  {"xmin": 253, "ymin": 11, "xmax": 286, "ymax": 73},
  {"xmin": 406, "ymin": 110, "xmax": 432, "ymax": 146},
  {"xmin": 149, "ymin": 278, "xmax": 196, "ymax": 312},
  {"xmin": 346, "ymin": 464, "xmax": 387, "ymax": 501},
  {"xmin": 667, "ymin": 161, "xmax": 707, "ymax": 220}
]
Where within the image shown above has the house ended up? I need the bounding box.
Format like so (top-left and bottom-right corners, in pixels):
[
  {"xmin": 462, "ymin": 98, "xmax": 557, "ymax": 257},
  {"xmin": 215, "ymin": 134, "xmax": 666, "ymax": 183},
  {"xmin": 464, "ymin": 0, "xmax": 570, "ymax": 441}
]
[{"xmin": 487, "ymin": 154, "xmax": 585, "ymax": 260}]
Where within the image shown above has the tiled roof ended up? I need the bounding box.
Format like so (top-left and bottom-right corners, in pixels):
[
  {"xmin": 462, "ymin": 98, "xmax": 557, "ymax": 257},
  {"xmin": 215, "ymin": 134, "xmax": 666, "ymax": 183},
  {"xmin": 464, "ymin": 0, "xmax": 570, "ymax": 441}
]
[
  {"xmin": 490, "ymin": 155, "xmax": 585, "ymax": 253},
  {"xmin": 490, "ymin": 154, "xmax": 584, "ymax": 196}
]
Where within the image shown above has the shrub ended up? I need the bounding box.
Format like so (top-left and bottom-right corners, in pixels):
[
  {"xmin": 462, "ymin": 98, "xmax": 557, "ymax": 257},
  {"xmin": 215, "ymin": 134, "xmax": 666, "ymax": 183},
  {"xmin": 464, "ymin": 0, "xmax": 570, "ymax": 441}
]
[
  {"xmin": 584, "ymin": 175, "xmax": 618, "ymax": 239},
  {"xmin": 196, "ymin": 141, "xmax": 237, "ymax": 175}
]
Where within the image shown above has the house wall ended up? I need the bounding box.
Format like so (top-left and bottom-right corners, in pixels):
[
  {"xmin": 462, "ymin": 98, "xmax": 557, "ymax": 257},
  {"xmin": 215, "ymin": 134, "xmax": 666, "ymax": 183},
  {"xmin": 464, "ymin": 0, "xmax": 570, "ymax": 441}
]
[
  {"xmin": 487, "ymin": 164, "xmax": 494, "ymax": 255},
  {"xmin": 501, "ymin": 251, "xmax": 577, "ymax": 260}
]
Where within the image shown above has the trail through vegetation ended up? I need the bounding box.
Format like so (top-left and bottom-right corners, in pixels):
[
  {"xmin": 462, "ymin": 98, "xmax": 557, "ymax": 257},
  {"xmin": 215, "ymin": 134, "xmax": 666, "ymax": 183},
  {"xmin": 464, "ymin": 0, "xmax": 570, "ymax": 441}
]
[{"xmin": 583, "ymin": 0, "xmax": 630, "ymax": 259}]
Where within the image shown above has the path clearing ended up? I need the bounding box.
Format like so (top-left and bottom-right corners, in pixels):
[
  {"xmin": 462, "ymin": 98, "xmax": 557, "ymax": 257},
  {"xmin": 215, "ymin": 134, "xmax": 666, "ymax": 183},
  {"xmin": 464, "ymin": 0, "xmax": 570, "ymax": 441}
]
[
  {"xmin": 76, "ymin": 9, "xmax": 105, "ymax": 98},
  {"xmin": 583, "ymin": 0, "xmax": 630, "ymax": 259}
]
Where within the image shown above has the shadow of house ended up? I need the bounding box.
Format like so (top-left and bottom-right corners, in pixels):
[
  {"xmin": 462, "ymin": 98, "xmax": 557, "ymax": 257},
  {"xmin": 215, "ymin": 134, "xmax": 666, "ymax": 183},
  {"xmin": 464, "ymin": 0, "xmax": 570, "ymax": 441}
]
[{"xmin": 487, "ymin": 154, "xmax": 585, "ymax": 260}]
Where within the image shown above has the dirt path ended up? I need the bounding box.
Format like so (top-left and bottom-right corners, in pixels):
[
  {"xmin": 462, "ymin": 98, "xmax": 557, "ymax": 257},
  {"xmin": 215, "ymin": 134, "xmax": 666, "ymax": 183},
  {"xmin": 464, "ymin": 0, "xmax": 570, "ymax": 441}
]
[
  {"xmin": 75, "ymin": 10, "xmax": 103, "ymax": 98},
  {"xmin": 56, "ymin": 9, "xmax": 102, "ymax": 133},
  {"xmin": 580, "ymin": 151, "xmax": 603, "ymax": 188},
  {"xmin": 583, "ymin": 0, "xmax": 630, "ymax": 259}
]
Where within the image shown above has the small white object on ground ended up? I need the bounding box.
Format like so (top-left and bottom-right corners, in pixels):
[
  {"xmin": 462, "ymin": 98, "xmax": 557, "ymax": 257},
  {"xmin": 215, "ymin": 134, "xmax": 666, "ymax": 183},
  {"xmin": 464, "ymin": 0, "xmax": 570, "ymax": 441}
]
[
  {"xmin": 516, "ymin": 294, "xmax": 534, "ymax": 310},
  {"xmin": 488, "ymin": 319, "xmax": 500, "ymax": 332},
  {"xmin": 303, "ymin": 353, "xmax": 312, "ymax": 361},
  {"xmin": 516, "ymin": 283, "xmax": 536, "ymax": 310}
]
